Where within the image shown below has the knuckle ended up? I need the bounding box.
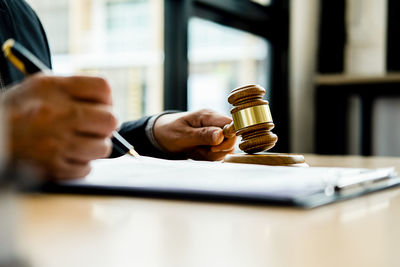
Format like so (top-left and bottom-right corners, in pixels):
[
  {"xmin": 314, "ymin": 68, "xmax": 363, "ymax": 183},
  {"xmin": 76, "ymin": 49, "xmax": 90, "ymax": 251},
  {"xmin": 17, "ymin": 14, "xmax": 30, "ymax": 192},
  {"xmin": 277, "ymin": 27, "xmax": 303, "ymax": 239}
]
[
  {"xmin": 57, "ymin": 164, "xmax": 91, "ymax": 180},
  {"xmin": 43, "ymin": 138, "xmax": 61, "ymax": 156},
  {"xmin": 196, "ymin": 109, "xmax": 216, "ymax": 125},
  {"xmin": 49, "ymin": 159, "xmax": 65, "ymax": 178},
  {"xmin": 67, "ymin": 138, "xmax": 80, "ymax": 154},
  {"xmin": 200, "ymin": 128, "xmax": 213, "ymax": 143},
  {"xmin": 77, "ymin": 164, "xmax": 92, "ymax": 178},
  {"xmin": 214, "ymin": 155, "xmax": 225, "ymax": 161},
  {"xmin": 29, "ymin": 74, "xmax": 54, "ymax": 93},
  {"xmin": 97, "ymin": 110, "xmax": 117, "ymax": 136},
  {"xmin": 105, "ymin": 111, "xmax": 118, "ymax": 131},
  {"xmin": 198, "ymin": 108, "xmax": 214, "ymax": 114},
  {"xmin": 200, "ymin": 112, "xmax": 213, "ymax": 122},
  {"xmin": 96, "ymin": 77, "xmax": 112, "ymax": 96},
  {"xmin": 35, "ymin": 101, "xmax": 53, "ymax": 117},
  {"xmin": 28, "ymin": 74, "xmax": 45, "ymax": 87},
  {"xmin": 102, "ymin": 138, "xmax": 113, "ymax": 157},
  {"xmin": 69, "ymin": 103, "xmax": 82, "ymax": 124}
]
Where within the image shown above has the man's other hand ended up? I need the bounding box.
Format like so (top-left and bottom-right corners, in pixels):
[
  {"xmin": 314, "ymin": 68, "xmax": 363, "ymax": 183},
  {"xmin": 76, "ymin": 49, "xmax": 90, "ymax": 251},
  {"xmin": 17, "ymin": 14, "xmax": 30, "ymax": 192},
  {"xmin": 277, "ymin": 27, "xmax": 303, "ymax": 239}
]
[
  {"xmin": 2, "ymin": 74, "xmax": 117, "ymax": 180},
  {"xmin": 153, "ymin": 109, "xmax": 236, "ymax": 161}
]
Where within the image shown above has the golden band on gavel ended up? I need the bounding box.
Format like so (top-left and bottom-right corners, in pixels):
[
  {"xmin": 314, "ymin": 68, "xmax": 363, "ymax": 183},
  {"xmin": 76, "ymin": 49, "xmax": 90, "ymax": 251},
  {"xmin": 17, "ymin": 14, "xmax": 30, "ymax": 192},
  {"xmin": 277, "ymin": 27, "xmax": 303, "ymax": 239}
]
[{"xmin": 231, "ymin": 104, "xmax": 273, "ymax": 131}]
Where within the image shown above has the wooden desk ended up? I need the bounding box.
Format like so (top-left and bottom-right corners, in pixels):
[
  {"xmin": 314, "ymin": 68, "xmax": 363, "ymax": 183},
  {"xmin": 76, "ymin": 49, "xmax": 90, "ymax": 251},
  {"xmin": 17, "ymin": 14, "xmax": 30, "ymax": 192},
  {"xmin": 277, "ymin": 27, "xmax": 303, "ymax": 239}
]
[{"xmin": 18, "ymin": 155, "xmax": 400, "ymax": 267}]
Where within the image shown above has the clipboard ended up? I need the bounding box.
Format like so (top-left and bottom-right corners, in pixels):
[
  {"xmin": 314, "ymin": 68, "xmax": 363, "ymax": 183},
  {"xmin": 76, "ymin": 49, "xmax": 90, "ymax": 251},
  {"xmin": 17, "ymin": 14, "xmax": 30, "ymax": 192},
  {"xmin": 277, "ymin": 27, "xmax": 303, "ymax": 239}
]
[{"xmin": 41, "ymin": 156, "xmax": 400, "ymax": 208}]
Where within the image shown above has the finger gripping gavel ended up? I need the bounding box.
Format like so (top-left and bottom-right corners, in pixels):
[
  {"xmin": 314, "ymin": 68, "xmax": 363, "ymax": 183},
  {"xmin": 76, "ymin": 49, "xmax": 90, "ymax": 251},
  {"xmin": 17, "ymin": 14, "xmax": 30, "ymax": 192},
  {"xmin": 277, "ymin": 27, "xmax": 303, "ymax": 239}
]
[{"xmin": 223, "ymin": 84, "xmax": 278, "ymax": 154}]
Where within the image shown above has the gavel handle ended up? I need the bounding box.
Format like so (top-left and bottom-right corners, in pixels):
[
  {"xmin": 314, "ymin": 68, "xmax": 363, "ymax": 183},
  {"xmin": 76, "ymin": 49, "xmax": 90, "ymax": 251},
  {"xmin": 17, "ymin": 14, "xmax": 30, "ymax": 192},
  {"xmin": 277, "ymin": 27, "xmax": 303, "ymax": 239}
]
[{"xmin": 223, "ymin": 122, "xmax": 236, "ymax": 138}]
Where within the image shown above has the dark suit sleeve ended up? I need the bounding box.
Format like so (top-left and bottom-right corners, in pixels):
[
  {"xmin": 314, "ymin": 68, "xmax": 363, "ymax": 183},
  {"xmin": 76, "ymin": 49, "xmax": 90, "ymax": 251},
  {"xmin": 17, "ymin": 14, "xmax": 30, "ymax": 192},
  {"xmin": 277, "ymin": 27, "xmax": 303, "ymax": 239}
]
[
  {"xmin": 109, "ymin": 116, "xmax": 185, "ymax": 159},
  {"xmin": 110, "ymin": 116, "xmax": 154, "ymax": 158}
]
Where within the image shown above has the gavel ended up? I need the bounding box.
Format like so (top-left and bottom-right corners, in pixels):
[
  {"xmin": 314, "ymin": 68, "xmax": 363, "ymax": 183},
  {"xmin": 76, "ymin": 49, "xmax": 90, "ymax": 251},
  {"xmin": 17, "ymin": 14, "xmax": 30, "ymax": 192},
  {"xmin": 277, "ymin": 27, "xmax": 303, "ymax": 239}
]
[
  {"xmin": 222, "ymin": 84, "xmax": 307, "ymax": 166},
  {"xmin": 222, "ymin": 84, "xmax": 277, "ymax": 153}
]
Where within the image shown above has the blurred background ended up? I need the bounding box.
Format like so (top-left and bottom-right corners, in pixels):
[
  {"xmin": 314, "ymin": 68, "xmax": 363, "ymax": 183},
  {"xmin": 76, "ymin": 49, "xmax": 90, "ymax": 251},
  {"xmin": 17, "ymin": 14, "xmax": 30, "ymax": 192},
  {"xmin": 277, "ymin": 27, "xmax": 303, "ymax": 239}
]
[
  {"xmin": 26, "ymin": 0, "xmax": 269, "ymax": 121},
  {"xmin": 26, "ymin": 0, "xmax": 400, "ymax": 157}
]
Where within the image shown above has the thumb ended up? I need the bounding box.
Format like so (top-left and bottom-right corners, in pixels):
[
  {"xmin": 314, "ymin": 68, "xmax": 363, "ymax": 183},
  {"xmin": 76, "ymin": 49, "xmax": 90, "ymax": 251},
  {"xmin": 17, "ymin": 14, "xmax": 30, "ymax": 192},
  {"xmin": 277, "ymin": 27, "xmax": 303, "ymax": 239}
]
[{"xmin": 189, "ymin": 126, "xmax": 225, "ymax": 146}]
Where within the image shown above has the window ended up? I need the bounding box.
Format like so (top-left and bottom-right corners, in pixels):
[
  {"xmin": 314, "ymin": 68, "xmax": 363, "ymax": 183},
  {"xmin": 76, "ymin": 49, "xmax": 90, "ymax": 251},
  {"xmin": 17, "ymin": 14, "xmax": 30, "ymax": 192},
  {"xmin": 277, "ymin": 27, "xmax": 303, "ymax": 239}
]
[
  {"xmin": 188, "ymin": 18, "xmax": 269, "ymax": 116},
  {"xmin": 26, "ymin": 0, "xmax": 164, "ymax": 123}
]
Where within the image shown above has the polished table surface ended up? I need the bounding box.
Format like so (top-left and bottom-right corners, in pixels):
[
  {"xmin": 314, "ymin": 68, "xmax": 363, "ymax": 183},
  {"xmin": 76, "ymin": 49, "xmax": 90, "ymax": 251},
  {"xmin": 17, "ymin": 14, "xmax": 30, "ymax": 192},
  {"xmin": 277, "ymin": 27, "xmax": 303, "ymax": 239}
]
[{"xmin": 18, "ymin": 154, "xmax": 400, "ymax": 267}]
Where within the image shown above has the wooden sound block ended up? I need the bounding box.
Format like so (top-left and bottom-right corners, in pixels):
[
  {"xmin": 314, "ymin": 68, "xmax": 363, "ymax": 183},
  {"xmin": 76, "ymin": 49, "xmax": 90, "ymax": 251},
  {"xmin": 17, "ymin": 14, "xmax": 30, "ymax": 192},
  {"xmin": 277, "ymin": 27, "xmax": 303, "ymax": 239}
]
[{"xmin": 223, "ymin": 153, "xmax": 308, "ymax": 167}]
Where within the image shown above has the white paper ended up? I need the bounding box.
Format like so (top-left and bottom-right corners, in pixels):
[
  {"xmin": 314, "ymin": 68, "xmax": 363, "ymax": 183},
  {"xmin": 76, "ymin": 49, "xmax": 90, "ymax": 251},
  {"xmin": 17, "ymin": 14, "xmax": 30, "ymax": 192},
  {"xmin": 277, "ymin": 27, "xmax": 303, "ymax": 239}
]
[{"xmin": 62, "ymin": 156, "xmax": 395, "ymax": 199}]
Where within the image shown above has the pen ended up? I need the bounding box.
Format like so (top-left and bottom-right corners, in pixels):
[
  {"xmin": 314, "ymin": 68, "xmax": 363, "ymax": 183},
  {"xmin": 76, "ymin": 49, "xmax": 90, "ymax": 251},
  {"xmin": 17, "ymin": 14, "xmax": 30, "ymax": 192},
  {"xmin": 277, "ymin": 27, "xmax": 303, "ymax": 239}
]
[{"xmin": 2, "ymin": 38, "xmax": 140, "ymax": 158}]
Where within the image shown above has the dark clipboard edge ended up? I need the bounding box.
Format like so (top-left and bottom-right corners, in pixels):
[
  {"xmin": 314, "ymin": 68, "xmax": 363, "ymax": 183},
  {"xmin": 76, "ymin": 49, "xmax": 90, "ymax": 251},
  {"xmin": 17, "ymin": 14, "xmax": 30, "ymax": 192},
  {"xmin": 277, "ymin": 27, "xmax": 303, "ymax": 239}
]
[{"xmin": 34, "ymin": 177, "xmax": 400, "ymax": 209}]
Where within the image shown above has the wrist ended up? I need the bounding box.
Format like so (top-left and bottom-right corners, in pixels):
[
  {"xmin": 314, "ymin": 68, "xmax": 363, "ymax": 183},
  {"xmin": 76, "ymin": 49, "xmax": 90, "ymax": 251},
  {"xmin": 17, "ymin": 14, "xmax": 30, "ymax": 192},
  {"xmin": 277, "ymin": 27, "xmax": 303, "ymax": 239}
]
[{"xmin": 145, "ymin": 111, "xmax": 180, "ymax": 154}]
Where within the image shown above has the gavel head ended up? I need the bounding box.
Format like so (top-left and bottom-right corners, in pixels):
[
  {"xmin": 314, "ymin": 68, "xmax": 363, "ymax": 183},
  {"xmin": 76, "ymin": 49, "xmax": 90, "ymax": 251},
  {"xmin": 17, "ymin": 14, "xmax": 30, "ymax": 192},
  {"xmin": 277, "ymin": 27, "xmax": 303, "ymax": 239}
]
[{"xmin": 223, "ymin": 84, "xmax": 278, "ymax": 153}]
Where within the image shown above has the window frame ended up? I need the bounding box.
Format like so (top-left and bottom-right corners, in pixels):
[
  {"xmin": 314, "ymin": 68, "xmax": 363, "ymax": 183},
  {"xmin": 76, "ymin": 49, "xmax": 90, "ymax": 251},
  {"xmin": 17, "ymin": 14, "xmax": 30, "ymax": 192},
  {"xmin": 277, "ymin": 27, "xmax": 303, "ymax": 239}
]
[{"xmin": 164, "ymin": 0, "xmax": 290, "ymax": 152}]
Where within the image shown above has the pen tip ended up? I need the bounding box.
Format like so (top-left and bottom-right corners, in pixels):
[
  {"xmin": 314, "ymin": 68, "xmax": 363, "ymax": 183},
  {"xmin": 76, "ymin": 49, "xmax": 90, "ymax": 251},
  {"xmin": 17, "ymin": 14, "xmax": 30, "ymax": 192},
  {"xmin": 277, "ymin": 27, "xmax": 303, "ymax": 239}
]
[{"xmin": 129, "ymin": 148, "xmax": 141, "ymax": 158}]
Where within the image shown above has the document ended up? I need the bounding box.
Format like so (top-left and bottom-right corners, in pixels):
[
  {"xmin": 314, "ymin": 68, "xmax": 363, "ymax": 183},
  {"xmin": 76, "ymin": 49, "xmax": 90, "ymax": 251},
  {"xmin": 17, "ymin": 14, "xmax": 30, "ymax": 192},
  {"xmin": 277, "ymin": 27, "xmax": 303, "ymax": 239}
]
[{"xmin": 55, "ymin": 156, "xmax": 400, "ymax": 208}]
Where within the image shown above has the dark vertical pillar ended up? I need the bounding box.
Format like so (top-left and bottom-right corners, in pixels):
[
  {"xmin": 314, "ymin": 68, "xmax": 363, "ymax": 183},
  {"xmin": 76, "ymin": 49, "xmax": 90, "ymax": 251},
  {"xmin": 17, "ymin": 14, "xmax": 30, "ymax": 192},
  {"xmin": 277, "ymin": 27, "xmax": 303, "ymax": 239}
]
[
  {"xmin": 315, "ymin": 85, "xmax": 348, "ymax": 154},
  {"xmin": 317, "ymin": 0, "xmax": 346, "ymax": 73},
  {"xmin": 387, "ymin": 0, "xmax": 400, "ymax": 71},
  {"xmin": 360, "ymin": 95, "xmax": 373, "ymax": 156},
  {"xmin": 315, "ymin": 0, "xmax": 347, "ymax": 154},
  {"xmin": 164, "ymin": 0, "xmax": 190, "ymax": 110},
  {"xmin": 268, "ymin": 0, "xmax": 290, "ymax": 152}
]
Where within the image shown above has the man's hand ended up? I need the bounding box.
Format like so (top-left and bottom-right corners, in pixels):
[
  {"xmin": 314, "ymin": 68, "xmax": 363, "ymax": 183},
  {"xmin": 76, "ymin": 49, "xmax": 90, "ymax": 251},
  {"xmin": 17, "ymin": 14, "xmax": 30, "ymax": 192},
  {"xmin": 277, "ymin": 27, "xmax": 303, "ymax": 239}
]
[
  {"xmin": 153, "ymin": 109, "xmax": 236, "ymax": 161},
  {"xmin": 2, "ymin": 74, "xmax": 117, "ymax": 180}
]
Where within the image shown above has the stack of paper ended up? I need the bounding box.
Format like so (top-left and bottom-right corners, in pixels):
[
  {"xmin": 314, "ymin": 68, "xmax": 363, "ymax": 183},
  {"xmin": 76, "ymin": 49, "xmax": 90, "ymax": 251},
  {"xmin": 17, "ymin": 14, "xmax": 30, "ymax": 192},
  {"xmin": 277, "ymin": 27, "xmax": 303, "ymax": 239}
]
[{"xmin": 54, "ymin": 156, "xmax": 400, "ymax": 208}]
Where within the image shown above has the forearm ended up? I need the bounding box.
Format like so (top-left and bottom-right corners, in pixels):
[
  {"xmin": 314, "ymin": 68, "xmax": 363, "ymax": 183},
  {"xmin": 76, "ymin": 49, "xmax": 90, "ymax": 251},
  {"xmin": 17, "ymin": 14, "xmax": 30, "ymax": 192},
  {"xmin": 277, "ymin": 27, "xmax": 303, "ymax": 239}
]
[
  {"xmin": 110, "ymin": 109, "xmax": 236, "ymax": 161},
  {"xmin": 110, "ymin": 111, "xmax": 184, "ymax": 159}
]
